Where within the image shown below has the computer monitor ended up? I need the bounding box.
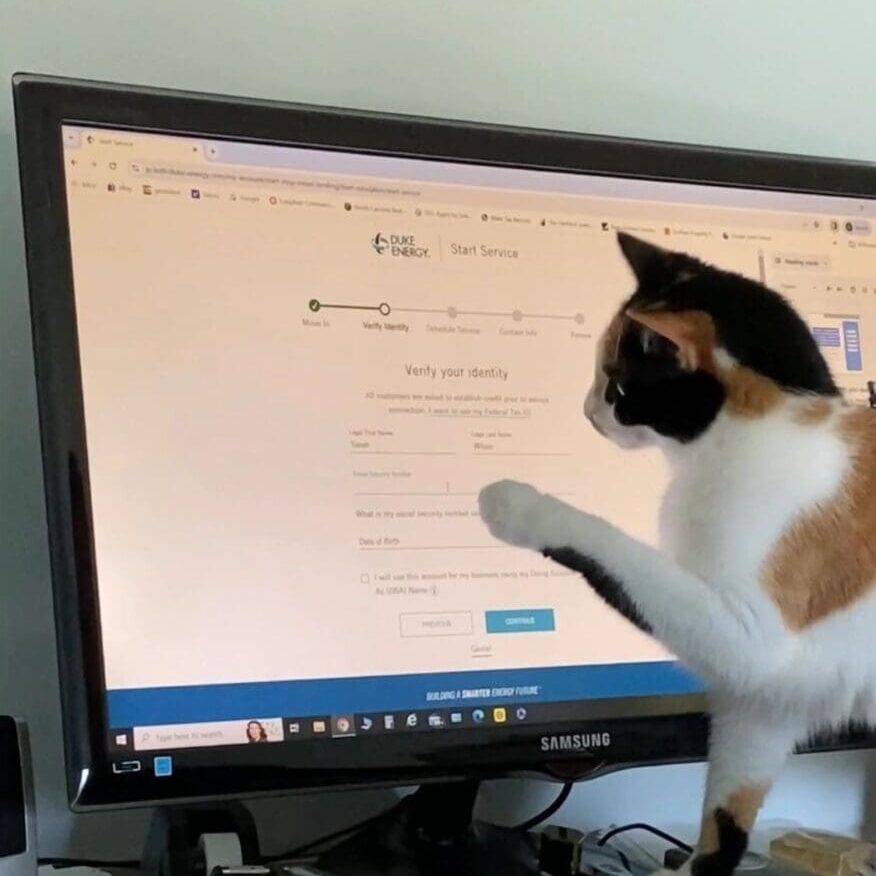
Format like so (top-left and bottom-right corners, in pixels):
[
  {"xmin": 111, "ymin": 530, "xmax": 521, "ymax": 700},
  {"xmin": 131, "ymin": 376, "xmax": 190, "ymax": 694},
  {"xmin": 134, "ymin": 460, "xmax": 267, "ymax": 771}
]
[{"xmin": 14, "ymin": 77, "xmax": 876, "ymax": 821}]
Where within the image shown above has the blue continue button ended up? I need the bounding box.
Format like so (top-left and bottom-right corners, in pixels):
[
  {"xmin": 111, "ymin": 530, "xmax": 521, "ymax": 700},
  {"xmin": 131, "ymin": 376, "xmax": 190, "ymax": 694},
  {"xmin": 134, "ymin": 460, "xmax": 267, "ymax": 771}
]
[{"xmin": 485, "ymin": 608, "xmax": 555, "ymax": 634}]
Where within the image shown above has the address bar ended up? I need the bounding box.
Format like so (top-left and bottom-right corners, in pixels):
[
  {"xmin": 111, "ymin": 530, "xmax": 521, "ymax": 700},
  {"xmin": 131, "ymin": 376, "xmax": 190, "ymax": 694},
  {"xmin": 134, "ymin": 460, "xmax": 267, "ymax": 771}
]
[
  {"xmin": 129, "ymin": 162, "xmax": 822, "ymax": 234},
  {"xmin": 131, "ymin": 161, "xmax": 424, "ymax": 198}
]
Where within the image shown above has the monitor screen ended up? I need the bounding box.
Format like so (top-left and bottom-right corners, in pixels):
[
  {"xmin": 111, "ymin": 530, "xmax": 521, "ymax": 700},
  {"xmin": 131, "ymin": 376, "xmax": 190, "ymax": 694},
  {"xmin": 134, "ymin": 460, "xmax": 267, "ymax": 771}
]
[{"xmin": 57, "ymin": 122, "xmax": 875, "ymax": 775}]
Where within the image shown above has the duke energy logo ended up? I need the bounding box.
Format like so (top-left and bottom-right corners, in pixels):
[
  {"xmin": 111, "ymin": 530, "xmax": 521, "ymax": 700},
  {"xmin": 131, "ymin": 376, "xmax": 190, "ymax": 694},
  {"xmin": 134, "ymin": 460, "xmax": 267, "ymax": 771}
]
[{"xmin": 371, "ymin": 232, "xmax": 430, "ymax": 258}]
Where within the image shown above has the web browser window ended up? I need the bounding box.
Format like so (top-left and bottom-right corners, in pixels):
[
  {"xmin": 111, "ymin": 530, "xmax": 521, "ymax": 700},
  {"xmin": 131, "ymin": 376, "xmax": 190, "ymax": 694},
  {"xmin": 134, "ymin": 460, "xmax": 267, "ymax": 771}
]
[{"xmin": 61, "ymin": 126, "xmax": 876, "ymax": 752}]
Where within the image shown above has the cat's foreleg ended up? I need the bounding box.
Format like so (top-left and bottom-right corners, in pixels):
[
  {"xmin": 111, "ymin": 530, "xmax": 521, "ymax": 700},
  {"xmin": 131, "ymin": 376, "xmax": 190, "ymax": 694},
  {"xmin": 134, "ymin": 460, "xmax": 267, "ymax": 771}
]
[
  {"xmin": 668, "ymin": 702, "xmax": 798, "ymax": 876},
  {"xmin": 478, "ymin": 480, "xmax": 788, "ymax": 686}
]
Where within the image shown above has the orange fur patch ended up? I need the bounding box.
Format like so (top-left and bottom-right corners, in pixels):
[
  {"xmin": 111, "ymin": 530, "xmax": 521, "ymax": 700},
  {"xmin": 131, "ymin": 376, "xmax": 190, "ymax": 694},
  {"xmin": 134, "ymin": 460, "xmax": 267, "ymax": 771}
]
[
  {"xmin": 625, "ymin": 307, "xmax": 784, "ymax": 418},
  {"xmin": 698, "ymin": 785, "xmax": 768, "ymax": 853},
  {"xmin": 722, "ymin": 366, "xmax": 784, "ymax": 418},
  {"xmin": 598, "ymin": 312, "xmax": 628, "ymax": 372},
  {"xmin": 793, "ymin": 397, "xmax": 834, "ymax": 426},
  {"xmin": 765, "ymin": 407, "xmax": 876, "ymax": 630},
  {"xmin": 626, "ymin": 307, "xmax": 716, "ymax": 371}
]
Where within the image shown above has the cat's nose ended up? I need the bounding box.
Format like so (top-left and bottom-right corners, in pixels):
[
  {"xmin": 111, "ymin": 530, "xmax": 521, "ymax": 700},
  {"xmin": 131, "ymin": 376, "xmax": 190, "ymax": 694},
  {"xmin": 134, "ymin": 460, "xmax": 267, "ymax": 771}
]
[
  {"xmin": 583, "ymin": 391, "xmax": 596, "ymax": 421},
  {"xmin": 584, "ymin": 392, "xmax": 608, "ymax": 436},
  {"xmin": 588, "ymin": 413, "xmax": 606, "ymax": 437}
]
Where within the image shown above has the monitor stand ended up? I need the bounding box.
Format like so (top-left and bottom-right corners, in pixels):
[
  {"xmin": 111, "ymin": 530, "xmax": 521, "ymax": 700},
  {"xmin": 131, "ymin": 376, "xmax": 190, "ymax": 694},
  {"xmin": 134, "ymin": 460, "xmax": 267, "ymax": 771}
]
[{"xmin": 315, "ymin": 781, "xmax": 539, "ymax": 876}]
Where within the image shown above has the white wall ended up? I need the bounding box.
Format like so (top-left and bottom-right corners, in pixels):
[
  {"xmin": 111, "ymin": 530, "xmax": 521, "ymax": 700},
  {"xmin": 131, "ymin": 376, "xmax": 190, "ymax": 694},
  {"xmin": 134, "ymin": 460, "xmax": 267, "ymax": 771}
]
[{"xmin": 2, "ymin": 0, "xmax": 875, "ymax": 859}]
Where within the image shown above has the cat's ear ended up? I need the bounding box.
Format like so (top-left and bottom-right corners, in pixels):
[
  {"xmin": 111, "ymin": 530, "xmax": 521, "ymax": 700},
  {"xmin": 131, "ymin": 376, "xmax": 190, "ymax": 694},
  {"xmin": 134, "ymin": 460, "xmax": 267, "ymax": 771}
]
[
  {"xmin": 616, "ymin": 232, "xmax": 673, "ymax": 283},
  {"xmin": 617, "ymin": 232, "xmax": 701, "ymax": 286},
  {"xmin": 625, "ymin": 307, "xmax": 716, "ymax": 371}
]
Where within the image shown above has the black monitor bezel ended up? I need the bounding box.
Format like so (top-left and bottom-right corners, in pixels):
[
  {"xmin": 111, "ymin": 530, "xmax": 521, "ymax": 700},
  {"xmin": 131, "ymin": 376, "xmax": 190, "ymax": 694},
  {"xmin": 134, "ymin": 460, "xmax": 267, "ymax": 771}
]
[{"xmin": 13, "ymin": 73, "xmax": 876, "ymax": 809}]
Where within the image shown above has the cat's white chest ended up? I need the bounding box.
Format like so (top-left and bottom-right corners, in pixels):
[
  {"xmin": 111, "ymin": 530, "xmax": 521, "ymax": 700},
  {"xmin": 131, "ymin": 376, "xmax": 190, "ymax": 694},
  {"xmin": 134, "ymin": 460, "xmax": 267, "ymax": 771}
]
[{"xmin": 658, "ymin": 408, "xmax": 849, "ymax": 588}]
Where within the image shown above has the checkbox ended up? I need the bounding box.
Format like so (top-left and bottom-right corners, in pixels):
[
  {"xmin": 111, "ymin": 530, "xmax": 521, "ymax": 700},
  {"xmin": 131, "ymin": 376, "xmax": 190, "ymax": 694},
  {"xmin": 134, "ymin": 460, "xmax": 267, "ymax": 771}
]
[{"xmin": 360, "ymin": 573, "xmax": 370, "ymax": 584}]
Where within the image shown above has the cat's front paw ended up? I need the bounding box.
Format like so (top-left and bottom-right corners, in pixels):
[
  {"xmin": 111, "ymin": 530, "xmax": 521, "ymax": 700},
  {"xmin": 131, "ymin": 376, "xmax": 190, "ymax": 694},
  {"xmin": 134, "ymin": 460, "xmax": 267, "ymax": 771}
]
[{"xmin": 478, "ymin": 480, "xmax": 546, "ymax": 550}]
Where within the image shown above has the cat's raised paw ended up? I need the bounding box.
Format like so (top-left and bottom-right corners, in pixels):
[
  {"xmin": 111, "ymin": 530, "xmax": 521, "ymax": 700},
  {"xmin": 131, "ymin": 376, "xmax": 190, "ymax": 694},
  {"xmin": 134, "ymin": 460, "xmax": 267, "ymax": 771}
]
[{"xmin": 478, "ymin": 480, "xmax": 545, "ymax": 550}]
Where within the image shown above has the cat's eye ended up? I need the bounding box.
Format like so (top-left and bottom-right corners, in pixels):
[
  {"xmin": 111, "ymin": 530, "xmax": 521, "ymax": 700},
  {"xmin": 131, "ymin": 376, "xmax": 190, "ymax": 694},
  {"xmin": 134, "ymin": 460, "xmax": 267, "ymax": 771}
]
[
  {"xmin": 641, "ymin": 328, "xmax": 659, "ymax": 354},
  {"xmin": 604, "ymin": 377, "xmax": 625, "ymax": 404}
]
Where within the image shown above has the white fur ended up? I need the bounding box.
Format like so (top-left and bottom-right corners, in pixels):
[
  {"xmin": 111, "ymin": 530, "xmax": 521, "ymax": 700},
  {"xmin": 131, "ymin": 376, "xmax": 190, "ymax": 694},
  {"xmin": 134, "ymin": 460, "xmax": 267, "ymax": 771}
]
[
  {"xmin": 712, "ymin": 347, "xmax": 738, "ymax": 370},
  {"xmin": 660, "ymin": 401, "xmax": 848, "ymax": 591},
  {"xmin": 480, "ymin": 389, "xmax": 874, "ymax": 858}
]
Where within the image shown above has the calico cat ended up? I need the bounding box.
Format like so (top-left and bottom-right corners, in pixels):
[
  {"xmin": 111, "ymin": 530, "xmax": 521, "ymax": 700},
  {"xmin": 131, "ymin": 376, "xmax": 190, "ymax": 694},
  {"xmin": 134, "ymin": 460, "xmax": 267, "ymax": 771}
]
[{"xmin": 479, "ymin": 232, "xmax": 876, "ymax": 876}]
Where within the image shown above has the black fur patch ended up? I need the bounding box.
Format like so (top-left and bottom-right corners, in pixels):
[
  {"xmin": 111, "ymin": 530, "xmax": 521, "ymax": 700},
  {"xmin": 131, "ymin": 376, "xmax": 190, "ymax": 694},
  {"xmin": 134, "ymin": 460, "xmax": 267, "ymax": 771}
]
[
  {"xmin": 542, "ymin": 546, "xmax": 652, "ymax": 634},
  {"xmin": 690, "ymin": 809, "xmax": 749, "ymax": 876},
  {"xmin": 611, "ymin": 326, "xmax": 726, "ymax": 443},
  {"xmin": 611, "ymin": 234, "xmax": 838, "ymax": 445},
  {"xmin": 627, "ymin": 268, "xmax": 838, "ymax": 397}
]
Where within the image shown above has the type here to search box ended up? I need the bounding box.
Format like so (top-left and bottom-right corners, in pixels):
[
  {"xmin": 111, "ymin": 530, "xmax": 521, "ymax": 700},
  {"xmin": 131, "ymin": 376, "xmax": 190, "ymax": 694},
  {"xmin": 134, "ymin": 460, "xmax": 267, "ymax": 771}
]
[{"xmin": 133, "ymin": 717, "xmax": 283, "ymax": 750}]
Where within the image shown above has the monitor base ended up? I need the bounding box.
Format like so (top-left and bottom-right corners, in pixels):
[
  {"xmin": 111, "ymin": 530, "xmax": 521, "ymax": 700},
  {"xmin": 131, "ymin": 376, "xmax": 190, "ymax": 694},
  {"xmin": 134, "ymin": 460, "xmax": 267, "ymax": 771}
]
[
  {"xmin": 315, "ymin": 782, "xmax": 539, "ymax": 876},
  {"xmin": 142, "ymin": 802, "xmax": 261, "ymax": 876}
]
